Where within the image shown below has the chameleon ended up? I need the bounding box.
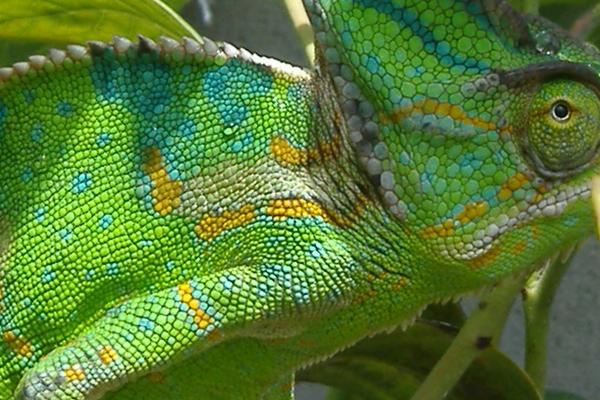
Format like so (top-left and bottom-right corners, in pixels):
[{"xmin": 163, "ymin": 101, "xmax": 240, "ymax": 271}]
[{"xmin": 0, "ymin": 0, "xmax": 599, "ymax": 398}]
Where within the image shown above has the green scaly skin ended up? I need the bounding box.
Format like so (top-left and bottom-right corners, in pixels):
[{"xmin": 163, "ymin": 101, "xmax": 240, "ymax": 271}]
[{"xmin": 0, "ymin": 0, "xmax": 599, "ymax": 398}]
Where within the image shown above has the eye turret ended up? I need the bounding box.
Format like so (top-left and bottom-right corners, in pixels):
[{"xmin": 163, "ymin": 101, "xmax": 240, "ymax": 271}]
[{"xmin": 525, "ymin": 80, "xmax": 600, "ymax": 177}]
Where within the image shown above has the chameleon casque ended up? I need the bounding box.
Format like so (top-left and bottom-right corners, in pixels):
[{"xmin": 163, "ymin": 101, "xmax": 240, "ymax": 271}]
[{"xmin": 0, "ymin": 0, "xmax": 599, "ymax": 398}]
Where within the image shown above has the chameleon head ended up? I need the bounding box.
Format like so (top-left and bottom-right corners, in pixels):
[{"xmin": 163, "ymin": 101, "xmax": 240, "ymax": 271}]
[{"xmin": 305, "ymin": 0, "xmax": 600, "ymax": 271}]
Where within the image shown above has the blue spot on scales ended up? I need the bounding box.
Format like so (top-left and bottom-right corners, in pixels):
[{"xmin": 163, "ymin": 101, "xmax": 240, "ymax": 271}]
[
  {"xmin": 58, "ymin": 228, "xmax": 73, "ymax": 241},
  {"xmin": 22, "ymin": 90, "xmax": 34, "ymax": 104},
  {"xmin": 20, "ymin": 168, "xmax": 33, "ymax": 183},
  {"xmin": 165, "ymin": 261, "xmax": 175, "ymax": 272},
  {"xmin": 364, "ymin": 55, "xmax": 380, "ymax": 73},
  {"xmin": 41, "ymin": 267, "xmax": 56, "ymax": 283},
  {"xmin": 0, "ymin": 104, "xmax": 6, "ymax": 139},
  {"xmin": 96, "ymin": 132, "xmax": 111, "ymax": 147},
  {"xmin": 177, "ymin": 119, "xmax": 197, "ymax": 138},
  {"xmin": 139, "ymin": 318, "xmax": 155, "ymax": 332},
  {"xmin": 89, "ymin": 59, "xmax": 172, "ymax": 117},
  {"xmin": 72, "ymin": 173, "xmax": 92, "ymax": 193},
  {"xmin": 57, "ymin": 101, "xmax": 74, "ymax": 117},
  {"xmin": 34, "ymin": 208, "xmax": 45, "ymax": 222},
  {"xmin": 106, "ymin": 262, "xmax": 119, "ymax": 276},
  {"xmin": 351, "ymin": 0, "xmax": 490, "ymax": 72},
  {"xmin": 230, "ymin": 132, "xmax": 254, "ymax": 153},
  {"xmin": 30, "ymin": 123, "xmax": 43, "ymax": 143},
  {"xmin": 307, "ymin": 242, "xmax": 326, "ymax": 259},
  {"xmin": 202, "ymin": 61, "xmax": 273, "ymax": 127},
  {"xmin": 99, "ymin": 214, "xmax": 113, "ymax": 230}
]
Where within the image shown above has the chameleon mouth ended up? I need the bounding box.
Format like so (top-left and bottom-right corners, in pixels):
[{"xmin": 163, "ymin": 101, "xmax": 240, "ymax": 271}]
[
  {"xmin": 450, "ymin": 180, "xmax": 592, "ymax": 261},
  {"xmin": 433, "ymin": 241, "xmax": 582, "ymax": 309}
]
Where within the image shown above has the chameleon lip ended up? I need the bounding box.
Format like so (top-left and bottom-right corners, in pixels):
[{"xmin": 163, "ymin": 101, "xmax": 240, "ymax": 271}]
[
  {"xmin": 435, "ymin": 242, "xmax": 579, "ymax": 306},
  {"xmin": 451, "ymin": 181, "xmax": 592, "ymax": 261}
]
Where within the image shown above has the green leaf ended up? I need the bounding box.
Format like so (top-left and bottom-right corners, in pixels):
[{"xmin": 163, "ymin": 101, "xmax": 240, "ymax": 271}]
[
  {"xmin": 299, "ymin": 322, "xmax": 541, "ymax": 400},
  {"xmin": 0, "ymin": 0, "xmax": 201, "ymax": 66}
]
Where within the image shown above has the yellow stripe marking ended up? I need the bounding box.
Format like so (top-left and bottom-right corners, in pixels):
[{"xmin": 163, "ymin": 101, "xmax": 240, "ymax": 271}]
[
  {"xmin": 142, "ymin": 147, "xmax": 182, "ymax": 216},
  {"xmin": 194, "ymin": 204, "xmax": 256, "ymax": 241},
  {"xmin": 266, "ymin": 198, "xmax": 329, "ymax": 221},
  {"xmin": 497, "ymin": 172, "xmax": 530, "ymax": 201},
  {"xmin": 419, "ymin": 201, "xmax": 489, "ymax": 239},
  {"xmin": 380, "ymin": 99, "xmax": 511, "ymax": 134},
  {"xmin": 177, "ymin": 282, "xmax": 213, "ymax": 330},
  {"xmin": 2, "ymin": 331, "xmax": 32, "ymax": 357},
  {"xmin": 270, "ymin": 135, "xmax": 341, "ymax": 166}
]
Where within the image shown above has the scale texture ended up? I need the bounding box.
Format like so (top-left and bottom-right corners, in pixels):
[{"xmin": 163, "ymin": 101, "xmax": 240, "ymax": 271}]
[{"xmin": 0, "ymin": 0, "xmax": 599, "ymax": 399}]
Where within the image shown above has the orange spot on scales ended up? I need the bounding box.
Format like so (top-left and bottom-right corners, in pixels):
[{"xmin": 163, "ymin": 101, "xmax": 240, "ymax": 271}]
[
  {"xmin": 266, "ymin": 198, "xmax": 329, "ymax": 221},
  {"xmin": 455, "ymin": 202, "xmax": 489, "ymax": 224},
  {"xmin": 468, "ymin": 245, "xmax": 502, "ymax": 269},
  {"xmin": 419, "ymin": 201, "xmax": 489, "ymax": 239},
  {"xmin": 142, "ymin": 147, "xmax": 183, "ymax": 216},
  {"xmin": 266, "ymin": 195, "xmax": 369, "ymax": 228},
  {"xmin": 391, "ymin": 276, "xmax": 409, "ymax": 291},
  {"xmin": 2, "ymin": 331, "xmax": 32, "ymax": 357},
  {"xmin": 270, "ymin": 135, "xmax": 341, "ymax": 166},
  {"xmin": 380, "ymin": 99, "xmax": 511, "ymax": 134},
  {"xmin": 65, "ymin": 365, "xmax": 85, "ymax": 382},
  {"xmin": 511, "ymin": 240, "xmax": 527, "ymax": 255},
  {"xmin": 177, "ymin": 282, "xmax": 213, "ymax": 330},
  {"xmin": 419, "ymin": 220, "xmax": 455, "ymax": 239},
  {"xmin": 195, "ymin": 204, "xmax": 256, "ymax": 241},
  {"xmin": 497, "ymin": 172, "xmax": 530, "ymax": 201},
  {"xmin": 98, "ymin": 345, "xmax": 118, "ymax": 365}
]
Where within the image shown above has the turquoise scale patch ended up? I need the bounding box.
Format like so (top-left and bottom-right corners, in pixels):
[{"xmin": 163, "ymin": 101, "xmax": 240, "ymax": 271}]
[
  {"xmin": 106, "ymin": 263, "xmax": 119, "ymax": 276},
  {"xmin": 30, "ymin": 123, "xmax": 43, "ymax": 143},
  {"xmin": 72, "ymin": 173, "xmax": 92, "ymax": 193},
  {"xmin": 98, "ymin": 214, "xmax": 113, "ymax": 230},
  {"xmin": 96, "ymin": 132, "xmax": 111, "ymax": 147},
  {"xmin": 56, "ymin": 101, "xmax": 74, "ymax": 117},
  {"xmin": 20, "ymin": 168, "xmax": 33, "ymax": 183}
]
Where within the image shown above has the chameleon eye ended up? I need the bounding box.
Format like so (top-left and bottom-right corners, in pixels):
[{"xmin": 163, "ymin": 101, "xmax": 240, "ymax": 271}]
[
  {"xmin": 525, "ymin": 80, "xmax": 600, "ymax": 177},
  {"xmin": 550, "ymin": 101, "xmax": 571, "ymax": 122}
]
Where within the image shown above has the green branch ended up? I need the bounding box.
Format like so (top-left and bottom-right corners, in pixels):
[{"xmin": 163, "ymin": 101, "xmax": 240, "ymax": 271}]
[
  {"xmin": 522, "ymin": 252, "xmax": 576, "ymax": 394},
  {"xmin": 571, "ymin": 4, "xmax": 600, "ymax": 39},
  {"xmin": 410, "ymin": 273, "xmax": 529, "ymax": 400},
  {"xmin": 283, "ymin": 0, "xmax": 315, "ymax": 66}
]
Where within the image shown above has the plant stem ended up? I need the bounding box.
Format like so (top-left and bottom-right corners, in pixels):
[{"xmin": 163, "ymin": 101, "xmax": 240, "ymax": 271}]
[
  {"xmin": 571, "ymin": 4, "xmax": 600, "ymax": 39},
  {"xmin": 523, "ymin": 0, "xmax": 540, "ymax": 16},
  {"xmin": 410, "ymin": 273, "xmax": 528, "ymax": 400},
  {"xmin": 283, "ymin": 0, "xmax": 315, "ymax": 66},
  {"xmin": 522, "ymin": 253, "xmax": 576, "ymax": 394},
  {"xmin": 594, "ymin": 177, "xmax": 600, "ymax": 235}
]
